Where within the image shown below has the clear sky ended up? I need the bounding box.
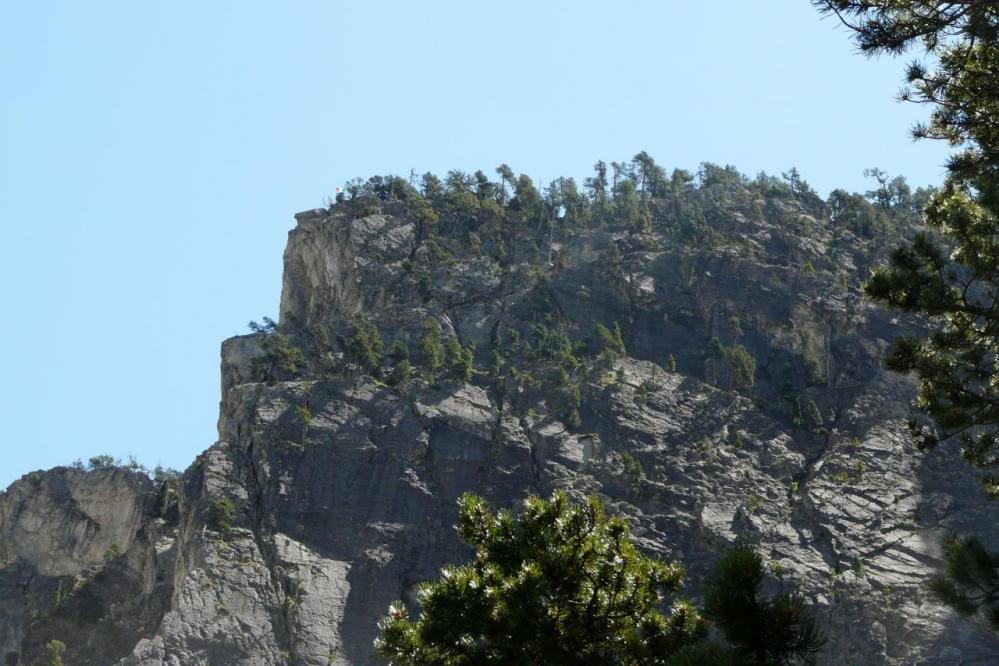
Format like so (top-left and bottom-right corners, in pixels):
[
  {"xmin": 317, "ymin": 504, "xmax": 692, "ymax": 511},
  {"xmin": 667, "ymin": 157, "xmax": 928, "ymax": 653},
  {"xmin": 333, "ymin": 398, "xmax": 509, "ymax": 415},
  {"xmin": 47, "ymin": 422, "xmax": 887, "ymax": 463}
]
[{"xmin": 0, "ymin": 1, "xmax": 951, "ymax": 488}]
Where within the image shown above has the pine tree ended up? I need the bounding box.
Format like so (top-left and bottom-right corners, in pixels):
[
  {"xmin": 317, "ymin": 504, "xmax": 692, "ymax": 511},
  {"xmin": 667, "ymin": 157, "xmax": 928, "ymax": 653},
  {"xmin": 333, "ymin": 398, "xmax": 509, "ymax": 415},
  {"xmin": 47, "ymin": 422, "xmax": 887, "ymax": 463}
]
[
  {"xmin": 376, "ymin": 492, "xmax": 707, "ymax": 665},
  {"xmin": 806, "ymin": 400, "xmax": 826, "ymax": 436},
  {"xmin": 703, "ymin": 546, "xmax": 825, "ymax": 665},
  {"xmin": 928, "ymin": 534, "xmax": 999, "ymax": 630},
  {"xmin": 390, "ymin": 359, "xmax": 413, "ymax": 386},
  {"xmin": 250, "ymin": 331, "xmax": 305, "ymax": 382},
  {"xmin": 39, "ymin": 640, "xmax": 66, "ymax": 666},
  {"xmin": 344, "ymin": 319, "xmax": 383, "ymax": 374},
  {"xmin": 596, "ymin": 322, "xmax": 627, "ymax": 365},
  {"xmin": 418, "ymin": 317, "xmax": 445, "ymax": 372},
  {"xmin": 446, "ymin": 338, "xmax": 474, "ymax": 382},
  {"xmin": 815, "ymin": 2, "xmax": 999, "ymax": 630},
  {"xmin": 813, "ymin": 1, "xmax": 999, "ymax": 495}
]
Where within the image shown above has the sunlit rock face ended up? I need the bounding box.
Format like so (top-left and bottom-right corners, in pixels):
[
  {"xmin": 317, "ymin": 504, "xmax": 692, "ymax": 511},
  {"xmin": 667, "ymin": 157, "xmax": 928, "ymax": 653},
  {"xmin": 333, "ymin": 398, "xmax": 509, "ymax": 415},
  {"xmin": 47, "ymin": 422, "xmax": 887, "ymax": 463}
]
[{"xmin": 5, "ymin": 181, "xmax": 999, "ymax": 665}]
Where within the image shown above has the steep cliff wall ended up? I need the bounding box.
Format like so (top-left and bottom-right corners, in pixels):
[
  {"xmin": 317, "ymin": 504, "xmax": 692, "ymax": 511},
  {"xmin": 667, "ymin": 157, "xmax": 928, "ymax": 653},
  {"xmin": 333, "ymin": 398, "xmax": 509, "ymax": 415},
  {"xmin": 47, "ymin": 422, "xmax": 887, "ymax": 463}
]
[{"xmin": 4, "ymin": 179, "xmax": 999, "ymax": 664}]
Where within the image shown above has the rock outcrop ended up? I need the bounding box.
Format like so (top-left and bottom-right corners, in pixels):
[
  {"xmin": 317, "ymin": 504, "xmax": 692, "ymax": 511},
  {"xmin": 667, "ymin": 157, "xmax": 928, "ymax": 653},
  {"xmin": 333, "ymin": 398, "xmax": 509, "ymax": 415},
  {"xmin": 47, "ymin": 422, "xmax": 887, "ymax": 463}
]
[
  {"xmin": 0, "ymin": 468, "xmax": 176, "ymax": 665},
  {"xmin": 4, "ymin": 172, "xmax": 999, "ymax": 664}
]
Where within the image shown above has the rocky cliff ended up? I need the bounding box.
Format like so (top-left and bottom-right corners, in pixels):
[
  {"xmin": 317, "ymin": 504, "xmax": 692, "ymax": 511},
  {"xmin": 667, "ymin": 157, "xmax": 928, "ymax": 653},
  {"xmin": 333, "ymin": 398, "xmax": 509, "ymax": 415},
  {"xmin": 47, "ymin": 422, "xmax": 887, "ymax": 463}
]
[{"xmin": 3, "ymin": 166, "xmax": 999, "ymax": 664}]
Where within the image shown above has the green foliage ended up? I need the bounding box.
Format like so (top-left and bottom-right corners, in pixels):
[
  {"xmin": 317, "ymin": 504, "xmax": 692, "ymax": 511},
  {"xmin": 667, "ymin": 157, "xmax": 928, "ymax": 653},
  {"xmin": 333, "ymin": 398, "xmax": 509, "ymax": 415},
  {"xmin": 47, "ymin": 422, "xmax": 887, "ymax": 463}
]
[
  {"xmin": 728, "ymin": 315, "xmax": 744, "ymax": 338},
  {"xmin": 250, "ymin": 332, "xmax": 305, "ymax": 382},
  {"xmin": 334, "ymin": 151, "xmax": 872, "ymax": 278},
  {"xmin": 509, "ymin": 174, "xmax": 544, "ymax": 227},
  {"xmin": 505, "ymin": 327, "xmax": 520, "ymax": 347},
  {"xmin": 295, "ymin": 405, "xmax": 312, "ymax": 426},
  {"xmin": 207, "ymin": 498, "xmax": 237, "ymax": 533},
  {"xmin": 620, "ymin": 451, "xmax": 644, "ymax": 490},
  {"xmin": 123, "ymin": 455, "xmax": 148, "ymax": 474},
  {"xmin": 635, "ymin": 382, "xmax": 650, "ymax": 407},
  {"xmin": 87, "ymin": 455, "xmax": 116, "ymax": 469},
  {"xmin": 153, "ymin": 465, "xmax": 181, "ymax": 485},
  {"xmin": 806, "ymin": 400, "xmax": 825, "ymax": 436},
  {"xmin": 376, "ymin": 492, "xmax": 706, "ymax": 665},
  {"xmin": 418, "ymin": 318, "xmax": 445, "ymax": 372},
  {"xmin": 486, "ymin": 349, "xmax": 503, "ymax": 377},
  {"xmin": 388, "ymin": 339, "xmax": 410, "ymax": 361},
  {"xmin": 424, "ymin": 238, "xmax": 451, "ymax": 264},
  {"xmin": 851, "ymin": 555, "xmax": 866, "ymax": 578},
  {"xmin": 928, "ymin": 534, "xmax": 999, "ymax": 630},
  {"xmin": 614, "ymin": 179, "xmax": 653, "ymax": 232},
  {"xmin": 247, "ymin": 316, "xmax": 278, "ymax": 334},
  {"xmin": 390, "ymin": 359, "xmax": 413, "ymax": 386},
  {"xmin": 104, "ymin": 541, "xmax": 123, "ymax": 562},
  {"xmin": 665, "ymin": 353, "xmax": 678, "ymax": 373},
  {"xmin": 344, "ymin": 319, "xmax": 383, "ymax": 374},
  {"xmin": 39, "ymin": 640, "xmax": 66, "ymax": 666},
  {"xmin": 529, "ymin": 323, "xmax": 579, "ymax": 367},
  {"xmin": 509, "ymin": 367, "xmax": 541, "ymax": 393},
  {"xmin": 406, "ymin": 196, "xmax": 440, "ymax": 238},
  {"xmin": 552, "ymin": 367, "xmax": 582, "ymax": 428},
  {"xmin": 708, "ymin": 338, "xmax": 756, "ymax": 389},
  {"xmin": 595, "ymin": 322, "xmax": 627, "ymax": 365},
  {"xmin": 632, "ymin": 151, "xmax": 668, "ymax": 198},
  {"xmin": 417, "ymin": 273, "xmax": 433, "ymax": 302},
  {"xmin": 726, "ymin": 345, "xmax": 756, "ymax": 389},
  {"xmin": 446, "ymin": 338, "xmax": 475, "ymax": 381},
  {"xmin": 815, "ymin": 2, "xmax": 999, "ymax": 495},
  {"xmin": 828, "ymin": 189, "xmax": 889, "ymax": 238},
  {"xmin": 703, "ymin": 545, "xmax": 825, "ymax": 665}
]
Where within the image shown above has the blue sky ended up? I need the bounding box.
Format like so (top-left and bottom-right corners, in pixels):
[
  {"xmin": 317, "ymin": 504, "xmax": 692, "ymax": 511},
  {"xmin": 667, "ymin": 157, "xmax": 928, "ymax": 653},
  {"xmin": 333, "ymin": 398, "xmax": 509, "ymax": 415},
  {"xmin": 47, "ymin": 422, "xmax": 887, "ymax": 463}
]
[{"xmin": 0, "ymin": 1, "xmax": 950, "ymax": 488}]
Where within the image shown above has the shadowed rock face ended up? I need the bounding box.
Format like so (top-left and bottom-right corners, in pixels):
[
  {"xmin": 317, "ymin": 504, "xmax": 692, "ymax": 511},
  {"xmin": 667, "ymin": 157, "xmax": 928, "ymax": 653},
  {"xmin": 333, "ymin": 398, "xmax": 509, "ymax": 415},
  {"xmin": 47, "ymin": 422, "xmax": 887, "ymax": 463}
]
[{"xmin": 5, "ymin": 187, "xmax": 999, "ymax": 665}]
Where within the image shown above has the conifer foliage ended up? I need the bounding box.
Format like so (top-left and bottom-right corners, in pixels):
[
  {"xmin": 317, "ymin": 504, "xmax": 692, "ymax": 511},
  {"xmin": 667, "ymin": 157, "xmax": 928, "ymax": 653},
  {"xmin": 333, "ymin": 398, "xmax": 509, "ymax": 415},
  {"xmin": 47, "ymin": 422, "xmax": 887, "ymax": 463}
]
[
  {"xmin": 376, "ymin": 492, "xmax": 707, "ymax": 665},
  {"xmin": 814, "ymin": 1, "xmax": 999, "ymax": 493},
  {"xmin": 928, "ymin": 534, "xmax": 999, "ymax": 631},
  {"xmin": 815, "ymin": 0, "xmax": 999, "ymax": 632},
  {"xmin": 376, "ymin": 493, "xmax": 824, "ymax": 665},
  {"xmin": 702, "ymin": 546, "xmax": 826, "ymax": 665}
]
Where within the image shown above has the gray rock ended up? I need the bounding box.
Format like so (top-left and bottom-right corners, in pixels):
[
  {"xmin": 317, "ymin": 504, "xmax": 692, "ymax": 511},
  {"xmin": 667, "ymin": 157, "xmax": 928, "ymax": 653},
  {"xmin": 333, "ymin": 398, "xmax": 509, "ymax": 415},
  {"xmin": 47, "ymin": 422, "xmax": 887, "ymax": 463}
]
[{"xmin": 5, "ymin": 198, "xmax": 999, "ymax": 665}]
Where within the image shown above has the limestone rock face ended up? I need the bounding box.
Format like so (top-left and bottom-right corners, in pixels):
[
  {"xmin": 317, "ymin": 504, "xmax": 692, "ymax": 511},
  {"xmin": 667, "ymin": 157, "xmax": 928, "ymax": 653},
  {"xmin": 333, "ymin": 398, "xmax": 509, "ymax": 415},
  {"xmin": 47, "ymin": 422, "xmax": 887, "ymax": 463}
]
[{"xmin": 5, "ymin": 190, "xmax": 999, "ymax": 665}]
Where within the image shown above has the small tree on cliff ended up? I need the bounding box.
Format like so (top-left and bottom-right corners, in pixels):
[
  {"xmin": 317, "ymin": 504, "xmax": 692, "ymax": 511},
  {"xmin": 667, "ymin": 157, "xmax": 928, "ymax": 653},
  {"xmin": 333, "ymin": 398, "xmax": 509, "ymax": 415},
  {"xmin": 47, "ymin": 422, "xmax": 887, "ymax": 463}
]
[
  {"xmin": 344, "ymin": 318, "xmax": 383, "ymax": 375},
  {"xmin": 418, "ymin": 317, "xmax": 445, "ymax": 373},
  {"xmin": 250, "ymin": 331, "xmax": 305, "ymax": 382},
  {"xmin": 376, "ymin": 492, "xmax": 708, "ymax": 665},
  {"xmin": 38, "ymin": 640, "xmax": 66, "ymax": 666}
]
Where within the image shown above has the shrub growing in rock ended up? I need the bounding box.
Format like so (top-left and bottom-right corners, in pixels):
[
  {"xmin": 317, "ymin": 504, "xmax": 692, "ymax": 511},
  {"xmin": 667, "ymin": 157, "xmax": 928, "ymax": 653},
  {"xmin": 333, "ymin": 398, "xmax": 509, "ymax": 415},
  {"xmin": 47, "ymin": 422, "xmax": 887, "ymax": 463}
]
[
  {"xmin": 595, "ymin": 322, "xmax": 626, "ymax": 366},
  {"xmin": 207, "ymin": 498, "xmax": 237, "ymax": 533},
  {"xmin": 444, "ymin": 338, "xmax": 474, "ymax": 381},
  {"xmin": 418, "ymin": 318, "xmax": 445, "ymax": 372},
  {"xmin": 39, "ymin": 640, "xmax": 66, "ymax": 666},
  {"xmin": 344, "ymin": 319, "xmax": 383, "ymax": 374},
  {"xmin": 251, "ymin": 332, "xmax": 305, "ymax": 382},
  {"xmin": 390, "ymin": 359, "xmax": 413, "ymax": 386}
]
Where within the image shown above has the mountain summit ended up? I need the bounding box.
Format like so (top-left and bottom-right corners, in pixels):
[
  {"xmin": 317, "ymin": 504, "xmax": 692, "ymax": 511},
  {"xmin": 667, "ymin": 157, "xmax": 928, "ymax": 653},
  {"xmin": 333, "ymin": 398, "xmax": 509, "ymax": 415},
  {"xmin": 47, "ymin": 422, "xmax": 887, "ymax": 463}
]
[{"xmin": 3, "ymin": 162, "xmax": 997, "ymax": 664}]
